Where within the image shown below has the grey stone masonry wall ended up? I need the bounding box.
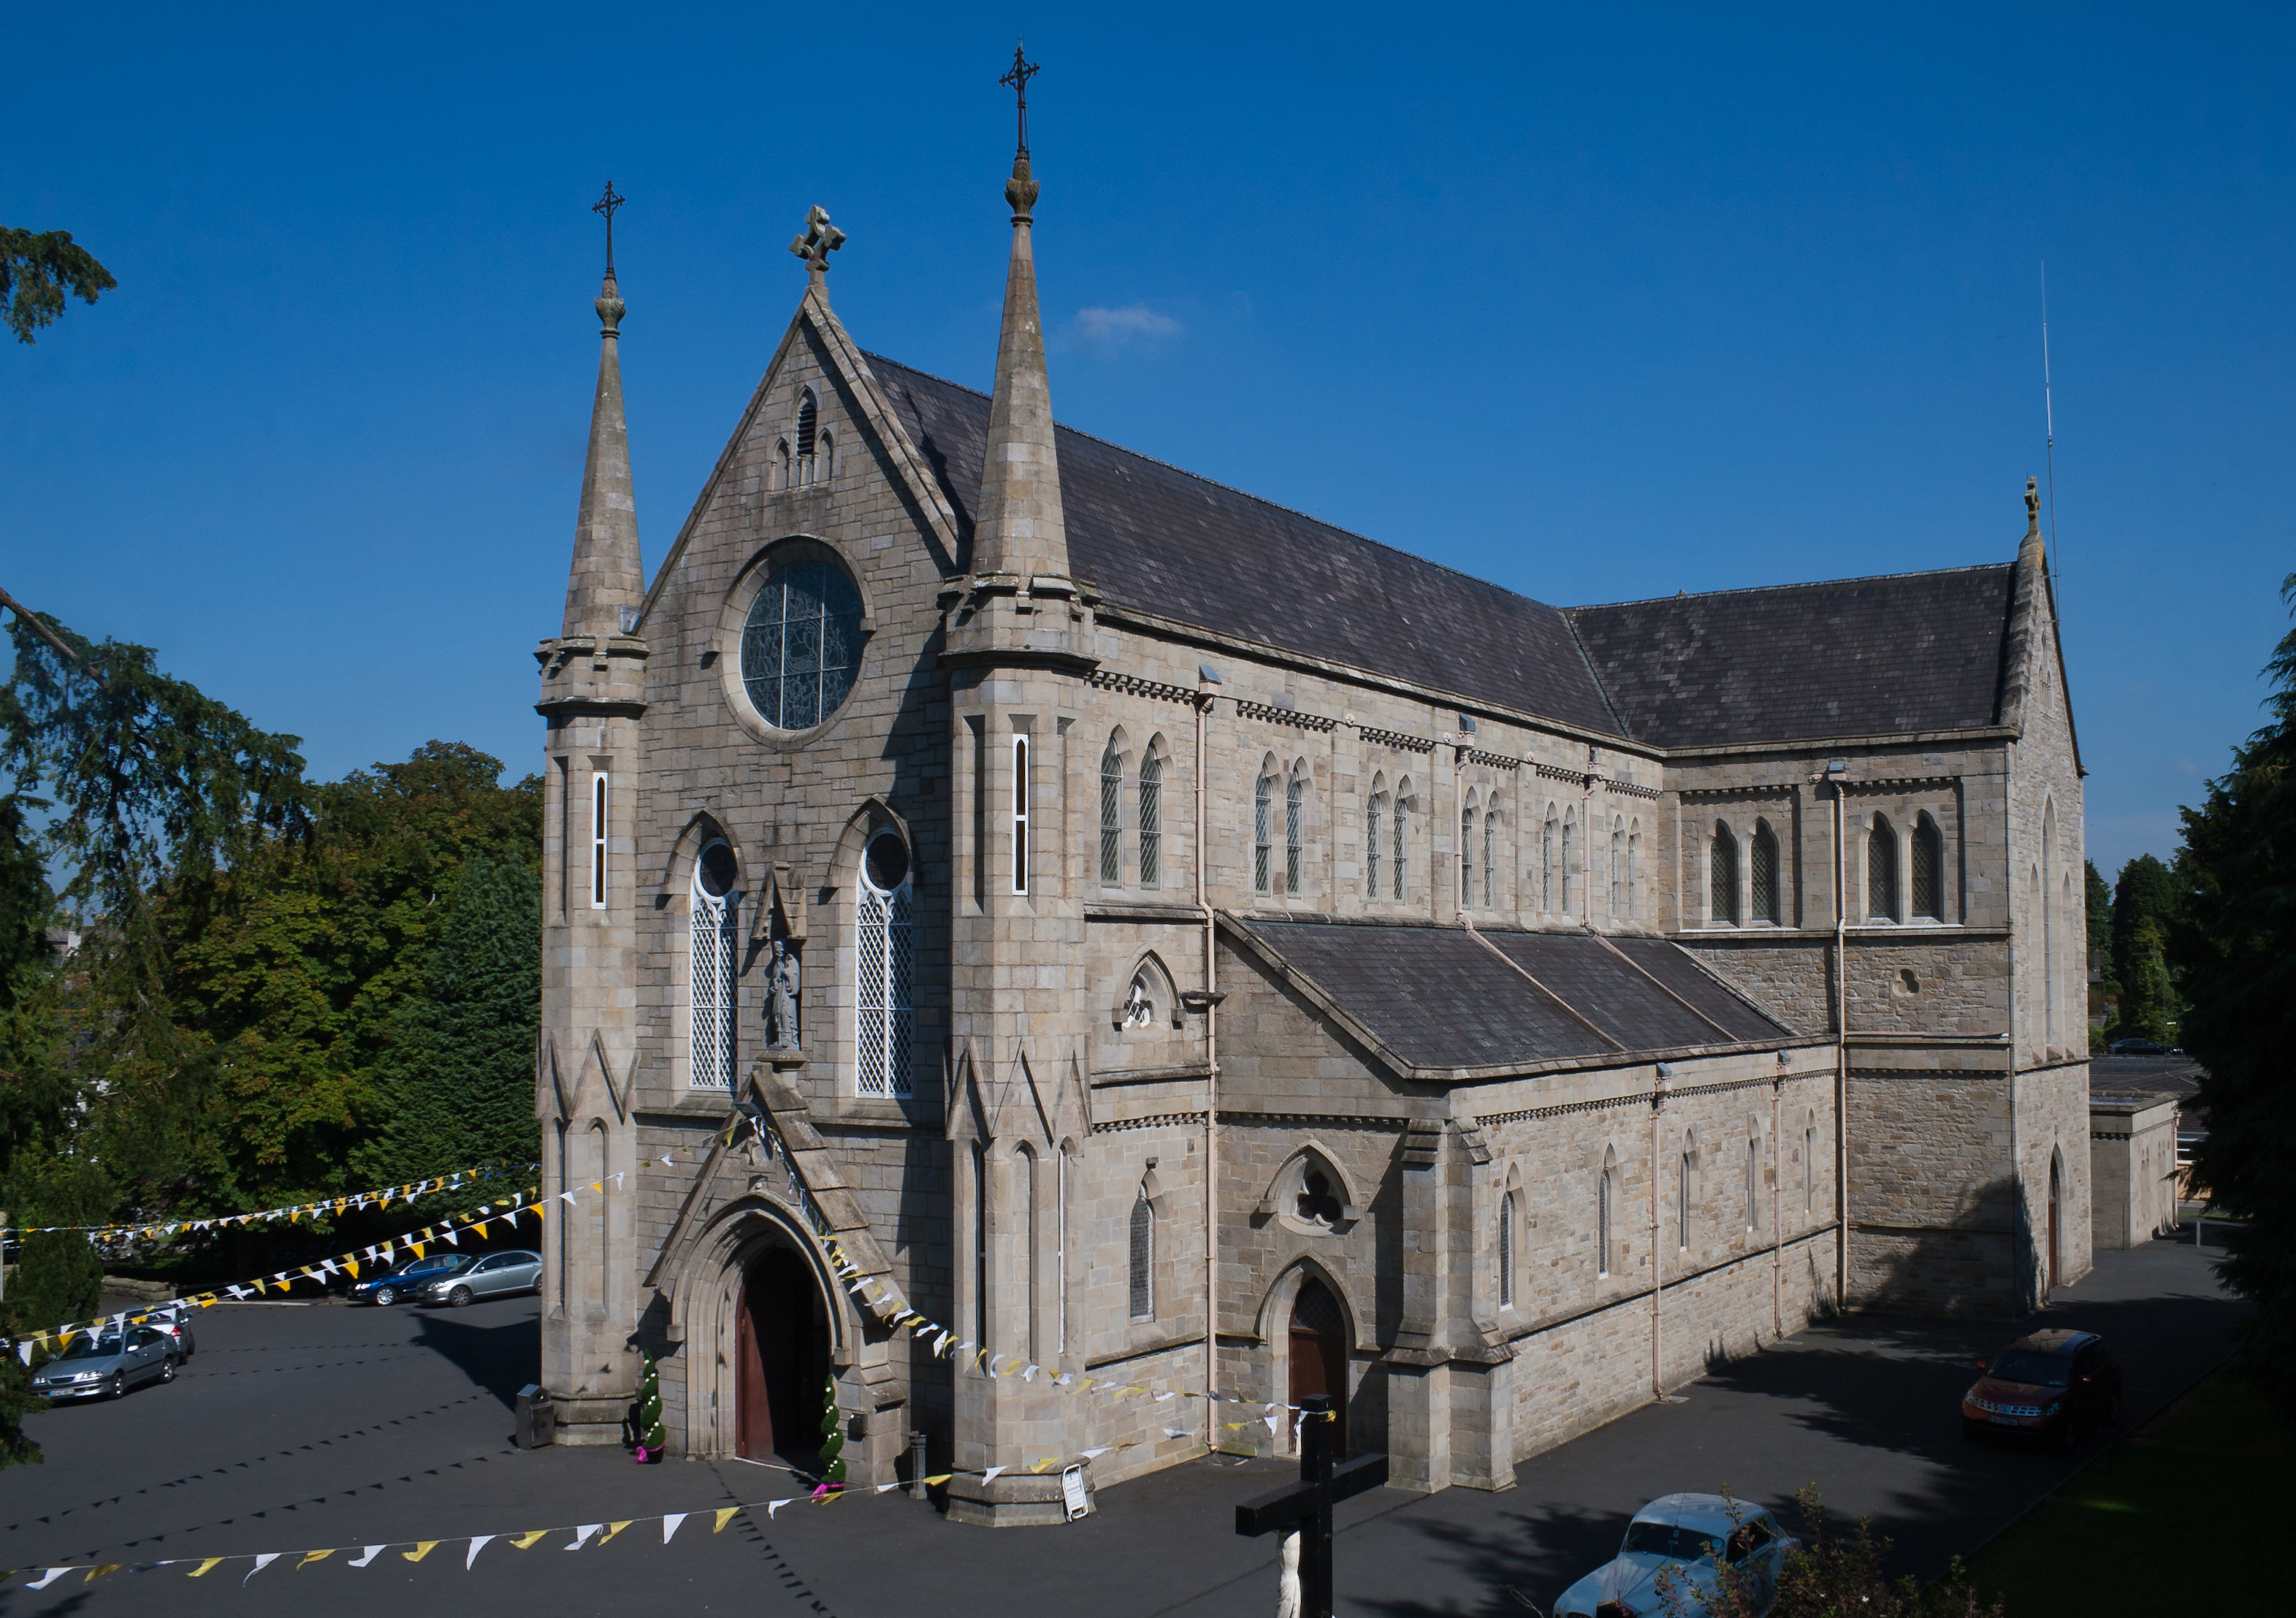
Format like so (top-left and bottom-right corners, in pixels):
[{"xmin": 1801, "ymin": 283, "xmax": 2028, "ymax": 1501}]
[{"xmin": 2089, "ymin": 1097, "xmax": 2179, "ymax": 1251}]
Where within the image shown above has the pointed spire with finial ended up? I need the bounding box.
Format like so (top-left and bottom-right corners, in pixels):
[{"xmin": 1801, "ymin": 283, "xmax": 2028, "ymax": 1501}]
[
  {"xmin": 970, "ymin": 42, "xmax": 1069, "ymax": 584},
  {"xmin": 562, "ymin": 180, "xmax": 644, "ymax": 640},
  {"xmin": 2019, "ymin": 474, "xmax": 2046, "ymax": 572}
]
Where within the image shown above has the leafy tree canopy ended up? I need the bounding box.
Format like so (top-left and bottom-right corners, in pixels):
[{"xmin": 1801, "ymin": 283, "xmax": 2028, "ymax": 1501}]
[{"xmin": 1, "ymin": 229, "xmax": 115, "ymax": 345}]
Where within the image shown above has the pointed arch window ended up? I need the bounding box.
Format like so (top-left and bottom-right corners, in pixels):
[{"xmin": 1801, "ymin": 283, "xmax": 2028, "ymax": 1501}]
[
  {"xmin": 690, "ymin": 840, "xmax": 739, "ymax": 1090},
  {"xmin": 1867, "ymin": 814, "xmax": 1899, "ymax": 922},
  {"xmin": 1746, "ymin": 1135, "xmax": 1759, "ymax": 1231},
  {"xmin": 1366, "ymin": 784, "xmax": 1386, "ymax": 902},
  {"xmin": 1912, "ymin": 815, "xmax": 1944, "ymax": 921},
  {"xmin": 1128, "ymin": 1186, "xmax": 1154, "ymax": 1321},
  {"xmin": 795, "ymin": 388, "xmax": 820, "ymax": 484},
  {"xmin": 1460, "ymin": 798, "xmax": 1477, "ymax": 909},
  {"xmin": 1610, "ymin": 817, "xmax": 1625, "ymax": 920},
  {"xmin": 1751, "ymin": 821, "xmax": 1781, "ymax": 926},
  {"xmin": 1498, "ymin": 1189, "xmax": 1515, "ymax": 1308},
  {"xmin": 1483, "ymin": 802, "xmax": 1498, "ymax": 909},
  {"xmin": 1286, "ymin": 766, "xmax": 1305, "ymax": 897},
  {"xmin": 1254, "ymin": 767, "xmax": 1275, "ymax": 896},
  {"xmin": 1541, "ymin": 807, "xmax": 1558, "ymax": 912},
  {"xmin": 1711, "ymin": 822, "xmax": 1740, "ymax": 926},
  {"xmin": 1099, "ymin": 738, "xmax": 1123, "ymax": 887},
  {"xmin": 1011, "ymin": 736, "xmax": 1031, "ymax": 897},
  {"xmin": 1678, "ymin": 1149, "xmax": 1693, "ymax": 1250},
  {"xmin": 1625, "ymin": 820, "xmax": 1639, "ymax": 920},
  {"xmin": 1138, "ymin": 749, "xmax": 1163, "ymax": 889},
  {"xmin": 1804, "ymin": 1125, "xmax": 1816, "ymax": 1214},
  {"xmin": 1562, "ymin": 810, "xmax": 1578, "ymax": 914},
  {"xmin": 855, "ymin": 832, "xmax": 913, "ymax": 1097},
  {"xmin": 1597, "ymin": 1159, "xmax": 1614, "ymax": 1278},
  {"xmin": 1392, "ymin": 783, "xmax": 1409, "ymax": 901}
]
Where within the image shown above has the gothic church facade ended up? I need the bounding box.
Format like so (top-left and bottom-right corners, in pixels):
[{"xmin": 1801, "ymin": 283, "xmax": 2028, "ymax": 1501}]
[{"xmin": 533, "ymin": 145, "xmax": 2091, "ymax": 1522}]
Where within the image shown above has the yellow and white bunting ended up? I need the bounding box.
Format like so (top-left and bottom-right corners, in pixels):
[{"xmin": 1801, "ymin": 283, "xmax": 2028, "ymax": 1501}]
[{"xmin": 6, "ymin": 1162, "xmax": 541, "ymax": 1244}]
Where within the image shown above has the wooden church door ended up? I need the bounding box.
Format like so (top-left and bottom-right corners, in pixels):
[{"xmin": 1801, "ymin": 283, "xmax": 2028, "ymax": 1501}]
[
  {"xmin": 736, "ymin": 1247, "xmax": 828, "ymax": 1462},
  {"xmin": 1288, "ymin": 1278, "xmax": 1349, "ymax": 1456}
]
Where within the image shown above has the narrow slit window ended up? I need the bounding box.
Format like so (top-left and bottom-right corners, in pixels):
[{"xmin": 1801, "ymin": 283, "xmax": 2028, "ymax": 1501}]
[
  {"xmin": 590, "ymin": 772, "xmax": 609, "ymax": 909},
  {"xmin": 1678, "ymin": 1153, "xmax": 1691, "ymax": 1250},
  {"xmin": 1128, "ymin": 1187, "xmax": 1153, "ymax": 1320},
  {"xmin": 1460, "ymin": 804, "xmax": 1476, "ymax": 909},
  {"xmin": 1710, "ymin": 822, "xmax": 1739, "ymax": 925},
  {"xmin": 1366, "ymin": 790, "xmax": 1385, "ymax": 901},
  {"xmin": 1392, "ymin": 793, "xmax": 1408, "ymax": 901},
  {"xmin": 855, "ymin": 833, "xmax": 914, "ymax": 1097},
  {"xmin": 1484, "ymin": 808, "xmax": 1498, "ymax": 909},
  {"xmin": 1011, "ymin": 736, "xmax": 1030, "ymax": 896},
  {"xmin": 1751, "ymin": 823, "xmax": 1781, "ymax": 925},
  {"xmin": 1867, "ymin": 815, "xmax": 1898, "ymax": 922},
  {"xmin": 1610, "ymin": 819, "xmax": 1625, "ymax": 919},
  {"xmin": 1541, "ymin": 812, "xmax": 1557, "ymax": 912},
  {"xmin": 1912, "ymin": 817, "xmax": 1944, "ymax": 920},
  {"xmin": 1746, "ymin": 1137, "xmax": 1758, "ymax": 1231},
  {"xmin": 1498, "ymin": 1190, "xmax": 1515, "ymax": 1308},
  {"xmin": 1286, "ymin": 771, "xmax": 1304, "ymax": 897},
  {"xmin": 689, "ymin": 841, "xmax": 739, "ymax": 1090},
  {"xmin": 1562, "ymin": 814, "xmax": 1577, "ymax": 913},
  {"xmin": 1598, "ymin": 1167, "xmax": 1613, "ymax": 1278}
]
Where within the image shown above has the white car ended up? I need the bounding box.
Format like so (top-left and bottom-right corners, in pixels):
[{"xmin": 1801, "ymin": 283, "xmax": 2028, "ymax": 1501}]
[{"xmin": 1552, "ymin": 1493, "xmax": 1798, "ymax": 1617}]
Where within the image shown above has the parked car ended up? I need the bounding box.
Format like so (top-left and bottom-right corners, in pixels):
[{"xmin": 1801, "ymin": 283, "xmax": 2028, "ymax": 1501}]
[
  {"xmin": 420, "ymin": 1250, "xmax": 543, "ymax": 1308},
  {"xmin": 1962, "ymin": 1329, "xmax": 2121, "ymax": 1450},
  {"xmin": 350, "ymin": 1252, "xmax": 476, "ymax": 1306},
  {"xmin": 1552, "ymin": 1494, "xmax": 1798, "ymax": 1617},
  {"xmin": 2107, "ymin": 1038, "xmax": 2167, "ymax": 1056},
  {"xmin": 30, "ymin": 1324, "xmax": 178, "ymax": 1401},
  {"xmin": 138, "ymin": 1306, "xmax": 197, "ymax": 1361}
]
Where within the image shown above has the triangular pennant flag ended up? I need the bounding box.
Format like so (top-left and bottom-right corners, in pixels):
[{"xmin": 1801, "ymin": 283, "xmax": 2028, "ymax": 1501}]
[
  {"xmin": 186, "ymin": 1557, "xmax": 226, "ymax": 1577},
  {"xmin": 610, "ymin": 1171, "xmax": 625, "ymax": 1187},
  {"xmin": 440, "ymin": 1229, "xmax": 459, "ymax": 1247},
  {"xmin": 560, "ymin": 1191, "xmax": 577, "ymax": 1206},
  {"xmin": 1080, "ymin": 1447, "xmax": 1111, "ymax": 1459},
  {"xmin": 464, "ymin": 1536, "xmax": 495, "ymax": 1569},
  {"xmin": 565, "ymin": 1525, "xmax": 602, "ymax": 1551},
  {"xmin": 409, "ymin": 1243, "xmax": 425, "ymax": 1259},
  {"xmin": 1164, "ymin": 1427, "xmax": 1191, "ymax": 1439},
  {"xmin": 83, "ymin": 1565, "xmax": 123, "ymax": 1583},
  {"xmin": 510, "ymin": 1531, "xmax": 550, "ymax": 1550},
  {"xmin": 345, "ymin": 1259, "xmax": 360, "ymax": 1279},
  {"xmin": 402, "ymin": 1542, "xmax": 440, "ymax": 1563},
  {"xmin": 26, "ymin": 1568, "xmax": 73, "ymax": 1590},
  {"xmin": 875, "ymin": 1482, "xmax": 900, "ymax": 1494},
  {"xmin": 983, "ymin": 1465, "xmax": 1007, "ymax": 1482},
  {"xmin": 766, "ymin": 1500, "xmax": 790, "ymax": 1519},
  {"xmin": 295, "ymin": 1550, "xmax": 334, "ymax": 1571},
  {"xmin": 712, "ymin": 1507, "xmax": 741, "ymax": 1533},
  {"xmin": 923, "ymin": 1473, "xmax": 954, "ymax": 1486},
  {"xmin": 348, "ymin": 1546, "xmax": 386, "ymax": 1568},
  {"xmin": 596, "ymin": 1522, "xmax": 633, "ymax": 1547},
  {"xmin": 471, "ymin": 1222, "xmax": 487, "ymax": 1240},
  {"xmin": 246, "ymin": 1554, "xmax": 282, "ymax": 1581},
  {"xmin": 660, "ymin": 1514, "xmax": 688, "ymax": 1544}
]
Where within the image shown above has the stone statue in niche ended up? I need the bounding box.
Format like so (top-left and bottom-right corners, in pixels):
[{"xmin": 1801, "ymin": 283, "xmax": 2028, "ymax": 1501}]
[
  {"xmin": 1121, "ymin": 974, "xmax": 1155, "ymax": 1030},
  {"xmin": 766, "ymin": 939, "xmax": 802, "ymax": 1050}
]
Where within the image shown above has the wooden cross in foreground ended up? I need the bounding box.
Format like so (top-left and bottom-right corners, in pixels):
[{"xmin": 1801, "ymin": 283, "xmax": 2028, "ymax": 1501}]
[{"xmin": 1235, "ymin": 1395, "xmax": 1389, "ymax": 1618}]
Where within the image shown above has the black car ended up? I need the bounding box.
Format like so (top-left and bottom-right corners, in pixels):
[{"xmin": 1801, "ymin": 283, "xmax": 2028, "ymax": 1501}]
[{"xmin": 1961, "ymin": 1329, "xmax": 2123, "ymax": 1449}]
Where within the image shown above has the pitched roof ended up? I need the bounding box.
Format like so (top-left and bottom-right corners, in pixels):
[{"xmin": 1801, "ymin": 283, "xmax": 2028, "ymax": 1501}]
[
  {"xmin": 863, "ymin": 354, "xmax": 1624, "ymax": 736},
  {"xmin": 1563, "ymin": 568, "xmax": 2017, "ymax": 749},
  {"xmin": 1224, "ymin": 918, "xmax": 1794, "ymax": 1075}
]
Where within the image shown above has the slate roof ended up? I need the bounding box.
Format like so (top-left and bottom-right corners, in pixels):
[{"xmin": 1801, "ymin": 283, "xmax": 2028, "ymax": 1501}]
[
  {"xmin": 1225, "ymin": 919, "xmax": 1795, "ymax": 1075},
  {"xmin": 1563, "ymin": 569, "xmax": 2018, "ymax": 749},
  {"xmin": 864, "ymin": 355, "xmax": 1624, "ymax": 736},
  {"xmin": 863, "ymin": 353, "xmax": 2021, "ymax": 752}
]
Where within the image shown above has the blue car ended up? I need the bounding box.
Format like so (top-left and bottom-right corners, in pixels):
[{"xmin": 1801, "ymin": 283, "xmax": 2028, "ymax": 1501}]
[{"xmin": 350, "ymin": 1253, "xmax": 474, "ymax": 1306}]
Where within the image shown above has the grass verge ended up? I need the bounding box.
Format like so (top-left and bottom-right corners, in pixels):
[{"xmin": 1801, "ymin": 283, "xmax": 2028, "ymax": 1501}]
[{"xmin": 1966, "ymin": 1368, "xmax": 2292, "ymax": 1614}]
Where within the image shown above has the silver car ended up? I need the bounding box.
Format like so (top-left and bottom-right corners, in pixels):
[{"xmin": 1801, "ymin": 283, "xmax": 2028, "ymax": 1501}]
[
  {"xmin": 1552, "ymin": 1494, "xmax": 1799, "ymax": 1617},
  {"xmin": 422, "ymin": 1249, "xmax": 543, "ymax": 1307},
  {"xmin": 30, "ymin": 1324, "xmax": 178, "ymax": 1402}
]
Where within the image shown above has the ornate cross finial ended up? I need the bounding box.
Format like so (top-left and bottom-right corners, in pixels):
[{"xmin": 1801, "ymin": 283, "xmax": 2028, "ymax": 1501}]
[
  {"xmin": 592, "ymin": 180, "xmax": 626, "ymax": 273},
  {"xmin": 787, "ymin": 205, "xmax": 847, "ymax": 277},
  {"xmin": 1000, "ymin": 40, "xmax": 1040, "ymax": 160},
  {"xmin": 2025, "ymin": 476, "xmax": 2040, "ymax": 533}
]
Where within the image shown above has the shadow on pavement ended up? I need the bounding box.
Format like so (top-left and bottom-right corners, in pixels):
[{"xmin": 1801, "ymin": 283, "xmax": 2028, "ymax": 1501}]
[{"xmin": 408, "ymin": 1306, "xmax": 540, "ymax": 1411}]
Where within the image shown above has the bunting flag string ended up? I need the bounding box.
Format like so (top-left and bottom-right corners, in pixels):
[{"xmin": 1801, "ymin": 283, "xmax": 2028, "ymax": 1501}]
[
  {"xmin": 6, "ymin": 1161, "xmax": 541, "ymax": 1243},
  {"xmin": 0, "ymin": 1424, "xmax": 1302, "ymax": 1587},
  {"xmin": 4, "ymin": 1177, "xmax": 649, "ymax": 1362}
]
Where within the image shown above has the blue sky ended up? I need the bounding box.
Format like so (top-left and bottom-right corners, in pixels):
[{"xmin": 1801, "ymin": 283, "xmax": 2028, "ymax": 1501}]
[{"xmin": 5, "ymin": 2, "xmax": 2290, "ymax": 878}]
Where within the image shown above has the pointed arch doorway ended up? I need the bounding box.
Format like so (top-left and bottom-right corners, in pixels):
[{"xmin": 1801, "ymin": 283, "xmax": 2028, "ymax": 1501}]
[
  {"xmin": 1289, "ymin": 1278, "xmax": 1349, "ymax": 1457},
  {"xmin": 735, "ymin": 1245, "xmax": 831, "ymax": 1464}
]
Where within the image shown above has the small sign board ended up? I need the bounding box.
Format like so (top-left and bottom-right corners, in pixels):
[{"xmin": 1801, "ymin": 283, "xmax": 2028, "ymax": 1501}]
[{"xmin": 1061, "ymin": 1463, "xmax": 1089, "ymax": 1522}]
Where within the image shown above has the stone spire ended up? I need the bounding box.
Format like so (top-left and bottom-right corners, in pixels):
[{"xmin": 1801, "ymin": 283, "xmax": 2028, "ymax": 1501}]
[
  {"xmin": 561, "ymin": 267, "xmax": 644, "ymax": 640},
  {"xmin": 969, "ymin": 64, "xmax": 1069, "ymax": 586}
]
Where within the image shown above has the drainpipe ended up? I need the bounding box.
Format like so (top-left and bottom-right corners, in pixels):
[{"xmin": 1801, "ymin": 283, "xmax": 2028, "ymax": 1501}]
[
  {"xmin": 1771, "ymin": 1058, "xmax": 1783, "ymax": 1337},
  {"xmin": 1826, "ymin": 761, "xmax": 1850, "ymax": 1308},
  {"xmin": 1194, "ymin": 665, "xmax": 1222, "ymax": 1432},
  {"xmin": 1650, "ymin": 1063, "xmax": 1670, "ymax": 1400}
]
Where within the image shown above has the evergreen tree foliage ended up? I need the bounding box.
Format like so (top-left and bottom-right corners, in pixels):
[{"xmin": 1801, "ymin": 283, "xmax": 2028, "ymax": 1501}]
[
  {"xmin": 817, "ymin": 1375, "xmax": 846, "ymax": 1489},
  {"xmin": 2168, "ymin": 573, "xmax": 2296, "ymax": 1382},
  {"xmin": 1, "ymin": 228, "xmax": 115, "ymax": 344},
  {"xmin": 354, "ymin": 854, "xmax": 541, "ymax": 1185},
  {"xmin": 0, "ymin": 795, "xmax": 49, "ymax": 1013},
  {"xmin": 2083, "ymin": 858, "xmax": 2113, "ymax": 984},
  {"xmin": 2109, "ymin": 854, "xmax": 2183, "ymax": 1041},
  {"xmin": 634, "ymin": 1351, "xmax": 665, "ymax": 1451}
]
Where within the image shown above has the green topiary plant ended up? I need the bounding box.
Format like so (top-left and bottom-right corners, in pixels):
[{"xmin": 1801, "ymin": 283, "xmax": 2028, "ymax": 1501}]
[
  {"xmin": 815, "ymin": 1373, "xmax": 845, "ymax": 1493},
  {"xmin": 632, "ymin": 1351, "xmax": 665, "ymax": 1460}
]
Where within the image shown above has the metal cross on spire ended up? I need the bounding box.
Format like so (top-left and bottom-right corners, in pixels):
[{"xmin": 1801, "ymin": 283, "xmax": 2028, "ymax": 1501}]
[
  {"xmin": 1000, "ymin": 40, "xmax": 1040, "ymax": 160},
  {"xmin": 592, "ymin": 180, "xmax": 627, "ymax": 273}
]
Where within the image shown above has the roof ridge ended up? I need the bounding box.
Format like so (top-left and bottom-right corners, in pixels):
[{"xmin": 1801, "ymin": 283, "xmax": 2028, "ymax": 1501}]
[
  {"xmin": 1566, "ymin": 562, "xmax": 2013, "ymax": 614},
  {"xmin": 862, "ymin": 350, "xmax": 1571, "ymax": 614}
]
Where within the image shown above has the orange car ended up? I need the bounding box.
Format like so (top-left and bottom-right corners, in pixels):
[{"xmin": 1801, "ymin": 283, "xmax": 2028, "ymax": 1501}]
[{"xmin": 1961, "ymin": 1329, "xmax": 2122, "ymax": 1451}]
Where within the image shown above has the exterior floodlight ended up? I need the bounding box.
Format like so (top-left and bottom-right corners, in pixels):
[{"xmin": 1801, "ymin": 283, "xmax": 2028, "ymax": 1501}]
[
  {"xmin": 1198, "ymin": 663, "xmax": 1223, "ymax": 686},
  {"xmin": 1826, "ymin": 759, "xmax": 1847, "ymax": 775}
]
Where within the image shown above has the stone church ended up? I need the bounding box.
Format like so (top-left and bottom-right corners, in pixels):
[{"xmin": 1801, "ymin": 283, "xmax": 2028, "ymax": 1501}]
[{"xmin": 532, "ymin": 131, "xmax": 2091, "ymax": 1522}]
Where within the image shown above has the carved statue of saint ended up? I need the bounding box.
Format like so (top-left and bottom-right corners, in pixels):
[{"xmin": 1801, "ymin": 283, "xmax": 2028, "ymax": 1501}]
[{"xmin": 766, "ymin": 940, "xmax": 801, "ymax": 1050}]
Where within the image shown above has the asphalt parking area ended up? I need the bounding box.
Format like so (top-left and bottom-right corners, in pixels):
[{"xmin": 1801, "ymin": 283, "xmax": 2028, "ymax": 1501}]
[{"xmin": 0, "ymin": 1238, "xmax": 2238, "ymax": 1617}]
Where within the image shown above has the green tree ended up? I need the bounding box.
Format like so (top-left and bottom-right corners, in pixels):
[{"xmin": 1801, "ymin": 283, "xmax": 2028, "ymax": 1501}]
[
  {"xmin": 1, "ymin": 229, "xmax": 115, "ymax": 344},
  {"xmin": 817, "ymin": 1375, "xmax": 846, "ymax": 1491},
  {"xmin": 2110, "ymin": 854, "xmax": 2182, "ymax": 1039},
  {"xmin": 2167, "ymin": 573, "xmax": 2296, "ymax": 1380},
  {"xmin": 352, "ymin": 852, "xmax": 541, "ymax": 1186},
  {"xmin": 2084, "ymin": 859, "xmax": 2113, "ymax": 980}
]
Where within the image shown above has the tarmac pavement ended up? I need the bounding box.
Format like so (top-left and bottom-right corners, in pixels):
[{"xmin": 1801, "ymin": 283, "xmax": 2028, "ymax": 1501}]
[{"xmin": 0, "ymin": 1236, "xmax": 2240, "ymax": 1617}]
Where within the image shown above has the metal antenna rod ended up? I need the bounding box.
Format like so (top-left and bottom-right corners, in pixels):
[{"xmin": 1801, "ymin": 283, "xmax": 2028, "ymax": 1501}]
[{"xmin": 2041, "ymin": 262, "xmax": 2060, "ymax": 589}]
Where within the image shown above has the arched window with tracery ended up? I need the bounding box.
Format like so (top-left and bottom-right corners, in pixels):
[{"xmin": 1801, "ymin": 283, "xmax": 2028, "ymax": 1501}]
[
  {"xmin": 690, "ymin": 840, "xmax": 739, "ymax": 1090},
  {"xmin": 855, "ymin": 831, "xmax": 913, "ymax": 1097},
  {"xmin": 1286, "ymin": 765, "xmax": 1305, "ymax": 897},
  {"xmin": 1099, "ymin": 737, "xmax": 1123, "ymax": 887},
  {"xmin": 1751, "ymin": 820, "xmax": 1781, "ymax": 925},
  {"xmin": 1912, "ymin": 814, "xmax": 1945, "ymax": 921},
  {"xmin": 1139, "ymin": 747, "xmax": 1164, "ymax": 888},
  {"xmin": 1711, "ymin": 821, "xmax": 1740, "ymax": 925},
  {"xmin": 1868, "ymin": 814, "xmax": 1899, "ymax": 922},
  {"xmin": 1254, "ymin": 765, "xmax": 1275, "ymax": 896}
]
